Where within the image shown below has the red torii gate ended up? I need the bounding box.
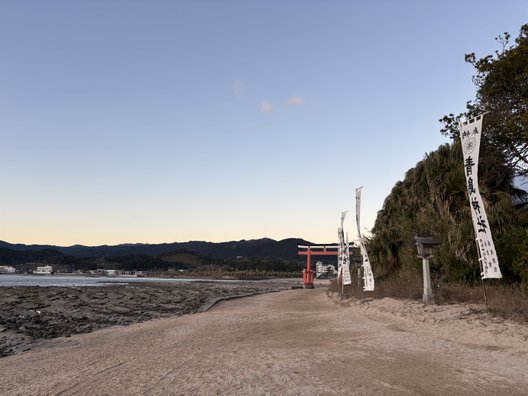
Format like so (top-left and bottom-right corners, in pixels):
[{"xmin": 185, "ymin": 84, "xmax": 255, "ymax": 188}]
[{"xmin": 298, "ymin": 245, "xmax": 355, "ymax": 289}]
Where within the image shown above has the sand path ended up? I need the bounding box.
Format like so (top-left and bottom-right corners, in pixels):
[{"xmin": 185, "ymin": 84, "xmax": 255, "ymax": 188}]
[{"xmin": 1, "ymin": 287, "xmax": 527, "ymax": 395}]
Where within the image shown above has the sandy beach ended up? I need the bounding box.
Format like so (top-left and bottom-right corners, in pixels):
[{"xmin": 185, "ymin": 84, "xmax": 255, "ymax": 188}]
[{"xmin": 1, "ymin": 286, "xmax": 527, "ymax": 395}]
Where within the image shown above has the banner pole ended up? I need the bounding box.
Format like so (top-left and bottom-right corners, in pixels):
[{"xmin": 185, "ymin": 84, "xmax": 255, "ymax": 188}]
[
  {"xmin": 475, "ymin": 237, "xmax": 488, "ymax": 306},
  {"xmin": 482, "ymin": 279, "xmax": 488, "ymax": 307}
]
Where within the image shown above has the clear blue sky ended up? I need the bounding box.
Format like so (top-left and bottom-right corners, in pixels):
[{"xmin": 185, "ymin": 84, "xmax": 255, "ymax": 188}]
[{"xmin": 1, "ymin": 1, "xmax": 526, "ymax": 246}]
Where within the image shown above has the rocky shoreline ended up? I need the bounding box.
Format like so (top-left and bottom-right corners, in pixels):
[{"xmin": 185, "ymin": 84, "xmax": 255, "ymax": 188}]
[{"xmin": 0, "ymin": 279, "xmax": 298, "ymax": 357}]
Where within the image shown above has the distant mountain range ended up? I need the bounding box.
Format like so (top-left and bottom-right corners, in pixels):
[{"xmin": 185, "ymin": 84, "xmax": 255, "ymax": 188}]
[{"xmin": 0, "ymin": 238, "xmax": 320, "ymax": 262}]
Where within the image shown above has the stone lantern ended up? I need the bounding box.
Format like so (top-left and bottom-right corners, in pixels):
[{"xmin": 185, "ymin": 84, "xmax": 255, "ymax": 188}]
[{"xmin": 413, "ymin": 236, "xmax": 440, "ymax": 303}]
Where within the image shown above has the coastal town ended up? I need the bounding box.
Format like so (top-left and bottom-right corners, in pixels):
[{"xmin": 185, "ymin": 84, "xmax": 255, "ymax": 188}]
[{"xmin": 0, "ymin": 264, "xmax": 150, "ymax": 277}]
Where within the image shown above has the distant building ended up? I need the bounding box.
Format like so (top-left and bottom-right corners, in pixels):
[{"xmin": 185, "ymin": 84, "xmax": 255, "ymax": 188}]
[
  {"xmin": 97, "ymin": 269, "xmax": 121, "ymax": 276},
  {"xmin": 34, "ymin": 265, "xmax": 53, "ymax": 275},
  {"xmin": 0, "ymin": 266, "xmax": 16, "ymax": 274},
  {"xmin": 315, "ymin": 261, "xmax": 337, "ymax": 278}
]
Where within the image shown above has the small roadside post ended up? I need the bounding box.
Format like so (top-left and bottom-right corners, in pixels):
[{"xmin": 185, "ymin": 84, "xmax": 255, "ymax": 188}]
[
  {"xmin": 413, "ymin": 236, "xmax": 441, "ymax": 303},
  {"xmin": 351, "ymin": 253, "xmax": 363, "ymax": 294}
]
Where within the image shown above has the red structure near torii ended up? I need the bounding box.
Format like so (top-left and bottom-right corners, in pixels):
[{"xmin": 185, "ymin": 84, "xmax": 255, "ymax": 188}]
[{"xmin": 297, "ymin": 245, "xmax": 356, "ymax": 289}]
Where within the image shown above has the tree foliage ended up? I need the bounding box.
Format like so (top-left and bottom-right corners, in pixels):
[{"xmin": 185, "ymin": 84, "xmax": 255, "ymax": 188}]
[
  {"xmin": 368, "ymin": 142, "xmax": 527, "ymax": 284},
  {"xmin": 440, "ymin": 24, "xmax": 528, "ymax": 177}
]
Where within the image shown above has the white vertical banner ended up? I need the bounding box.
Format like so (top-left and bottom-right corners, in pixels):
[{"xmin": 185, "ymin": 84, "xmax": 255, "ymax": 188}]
[
  {"xmin": 355, "ymin": 187, "xmax": 362, "ymax": 236},
  {"xmin": 337, "ymin": 228, "xmax": 343, "ymax": 279},
  {"xmin": 338, "ymin": 212, "xmax": 352, "ymax": 285},
  {"xmin": 343, "ymin": 233, "xmax": 352, "ymax": 285},
  {"xmin": 355, "ymin": 187, "xmax": 375, "ymax": 291},
  {"xmin": 459, "ymin": 115, "xmax": 502, "ymax": 279}
]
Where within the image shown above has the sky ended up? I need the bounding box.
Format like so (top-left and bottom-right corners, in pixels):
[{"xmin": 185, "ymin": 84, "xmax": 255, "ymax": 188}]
[{"xmin": 1, "ymin": 1, "xmax": 527, "ymax": 246}]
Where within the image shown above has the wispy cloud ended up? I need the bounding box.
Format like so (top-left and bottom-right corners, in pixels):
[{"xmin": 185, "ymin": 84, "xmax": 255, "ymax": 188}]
[
  {"xmin": 260, "ymin": 101, "xmax": 273, "ymax": 114},
  {"xmin": 286, "ymin": 96, "xmax": 305, "ymax": 106},
  {"xmin": 233, "ymin": 80, "xmax": 244, "ymax": 96}
]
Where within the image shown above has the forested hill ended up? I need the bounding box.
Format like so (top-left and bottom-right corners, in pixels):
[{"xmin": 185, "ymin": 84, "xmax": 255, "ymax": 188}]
[
  {"xmin": 369, "ymin": 24, "xmax": 528, "ymax": 288},
  {"xmin": 0, "ymin": 238, "xmax": 314, "ymax": 261}
]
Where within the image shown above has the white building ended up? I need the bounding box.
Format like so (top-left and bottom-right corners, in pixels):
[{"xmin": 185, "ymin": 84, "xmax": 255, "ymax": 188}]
[
  {"xmin": 0, "ymin": 266, "xmax": 15, "ymax": 274},
  {"xmin": 34, "ymin": 265, "xmax": 53, "ymax": 275},
  {"xmin": 97, "ymin": 269, "xmax": 119, "ymax": 276},
  {"xmin": 315, "ymin": 261, "xmax": 337, "ymax": 278}
]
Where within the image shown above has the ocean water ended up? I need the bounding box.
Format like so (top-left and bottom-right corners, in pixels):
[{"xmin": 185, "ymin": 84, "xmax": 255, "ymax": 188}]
[{"xmin": 0, "ymin": 274, "xmax": 213, "ymax": 287}]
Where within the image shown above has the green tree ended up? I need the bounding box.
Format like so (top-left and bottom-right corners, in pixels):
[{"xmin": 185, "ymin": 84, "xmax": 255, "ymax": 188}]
[{"xmin": 368, "ymin": 142, "xmax": 524, "ymax": 283}]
